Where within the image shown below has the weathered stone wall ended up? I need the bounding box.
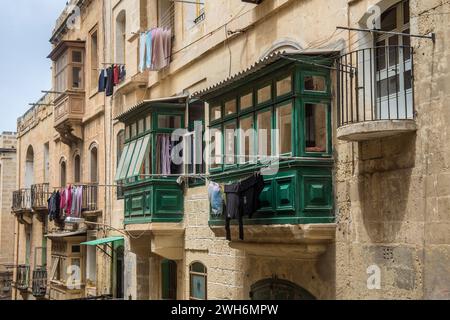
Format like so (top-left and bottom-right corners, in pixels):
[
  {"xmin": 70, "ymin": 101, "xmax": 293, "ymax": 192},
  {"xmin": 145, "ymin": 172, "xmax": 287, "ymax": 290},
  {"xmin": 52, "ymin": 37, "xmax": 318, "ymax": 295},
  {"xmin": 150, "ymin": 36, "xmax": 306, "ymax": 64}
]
[
  {"xmin": 0, "ymin": 132, "xmax": 17, "ymax": 301},
  {"xmin": 334, "ymin": 0, "xmax": 450, "ymax": 300}
]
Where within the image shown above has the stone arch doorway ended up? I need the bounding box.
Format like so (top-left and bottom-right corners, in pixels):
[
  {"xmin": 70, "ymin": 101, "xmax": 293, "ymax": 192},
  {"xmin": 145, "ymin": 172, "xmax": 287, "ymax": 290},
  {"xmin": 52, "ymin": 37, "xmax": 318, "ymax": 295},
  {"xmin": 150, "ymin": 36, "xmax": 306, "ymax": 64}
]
[{"xmin": 250, "ymin": 277, "xmax": 316, "ymax": 300}]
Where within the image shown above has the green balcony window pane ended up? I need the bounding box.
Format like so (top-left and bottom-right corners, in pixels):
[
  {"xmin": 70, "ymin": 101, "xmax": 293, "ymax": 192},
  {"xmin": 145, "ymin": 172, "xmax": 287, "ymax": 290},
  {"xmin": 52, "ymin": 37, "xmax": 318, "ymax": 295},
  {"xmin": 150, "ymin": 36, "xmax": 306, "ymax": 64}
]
[{"xmin": 276, "ymin": 76, "xmax": 292, "ymax": 96}]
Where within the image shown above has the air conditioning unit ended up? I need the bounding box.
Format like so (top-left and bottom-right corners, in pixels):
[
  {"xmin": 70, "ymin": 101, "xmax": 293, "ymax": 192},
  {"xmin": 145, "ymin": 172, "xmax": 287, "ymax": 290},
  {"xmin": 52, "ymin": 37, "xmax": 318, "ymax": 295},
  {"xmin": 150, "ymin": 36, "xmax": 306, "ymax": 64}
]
[{"xmin": 242, "ymin": 0, "xmax": 264, "ymax": 4}]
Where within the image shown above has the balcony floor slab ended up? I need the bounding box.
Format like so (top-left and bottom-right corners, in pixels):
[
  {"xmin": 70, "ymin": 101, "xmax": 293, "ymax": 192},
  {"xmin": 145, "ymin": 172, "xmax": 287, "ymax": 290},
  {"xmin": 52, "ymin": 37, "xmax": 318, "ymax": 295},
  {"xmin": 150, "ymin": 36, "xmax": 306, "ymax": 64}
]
[{"xmin": 337, "ymin": 120, "xmax": 416, "ymax": 142}]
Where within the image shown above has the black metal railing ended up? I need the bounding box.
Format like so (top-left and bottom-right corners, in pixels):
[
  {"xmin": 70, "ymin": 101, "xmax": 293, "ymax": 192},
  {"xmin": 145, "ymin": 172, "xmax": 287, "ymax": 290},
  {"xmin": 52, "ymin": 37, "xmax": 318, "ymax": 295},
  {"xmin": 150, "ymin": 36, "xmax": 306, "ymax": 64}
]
[
  {"xmin": 31, "ymin": 183, "xmax": 51, "ymax": 210},
  {"xmin": 32, "ymin": 268, "xmax": 47, "ymax": 298},
  {"xmin": 79, "ymin": 183, "xmax": 98, "ymax": 212},
  {"xmin": 16, "ymin": 265, "xmax": 30, "ymax": 291},
  {"xmin": 337, "ymin": 45, "xmax": 415, "ymax": 127},
  {"xmin": 12, "ymin": 189, "xmax": 32, "ymax": 212}
]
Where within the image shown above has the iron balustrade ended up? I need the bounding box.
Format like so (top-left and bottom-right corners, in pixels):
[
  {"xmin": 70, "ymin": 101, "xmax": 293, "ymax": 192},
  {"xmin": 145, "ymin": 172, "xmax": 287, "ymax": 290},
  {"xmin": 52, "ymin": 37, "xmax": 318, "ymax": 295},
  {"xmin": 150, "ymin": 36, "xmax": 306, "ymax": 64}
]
[
  {"xmin": 336, "ymin": 45, "xmax": 415, "ymax": 127},
  {"xmin": 12, "ymin": 189, "xmax": 32, "ymax": 212},
  {"xmin": 32, "ymin": 268, "xmax": 47, "ymax": 298},
  {"xmin": 16, "ymin": 265, "xmax": 30, "ymax": 291},
  {"xmin": 31, "ymin": 183, "xmax": 51, "ymax": 210}
]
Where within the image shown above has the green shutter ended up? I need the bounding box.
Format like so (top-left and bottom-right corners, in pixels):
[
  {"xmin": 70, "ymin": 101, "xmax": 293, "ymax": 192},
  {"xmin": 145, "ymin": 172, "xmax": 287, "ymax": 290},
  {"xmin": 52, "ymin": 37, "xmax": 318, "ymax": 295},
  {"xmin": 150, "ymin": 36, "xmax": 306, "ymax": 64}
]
[
  {"xmin": 126, "ymin": 137, "xmax": 145, "ymax": 178},
  {"xmin": 118, "ymin": 140, "xmax": 137, "ymax": 180},
  {"xmin": 115, "ymin": 143, "xmax": 131, "ymax": 181},
  {"xmin": 132, "ymin": 135, "xmax": 151, "ymax": 177}
]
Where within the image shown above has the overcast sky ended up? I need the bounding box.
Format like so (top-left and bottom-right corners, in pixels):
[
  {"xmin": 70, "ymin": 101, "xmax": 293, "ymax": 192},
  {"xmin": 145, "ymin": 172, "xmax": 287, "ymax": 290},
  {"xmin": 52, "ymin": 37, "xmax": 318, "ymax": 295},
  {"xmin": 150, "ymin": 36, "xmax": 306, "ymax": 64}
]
[{"xmin": 0, "ymin": 0, "xmax": 67, "ymax": 133}]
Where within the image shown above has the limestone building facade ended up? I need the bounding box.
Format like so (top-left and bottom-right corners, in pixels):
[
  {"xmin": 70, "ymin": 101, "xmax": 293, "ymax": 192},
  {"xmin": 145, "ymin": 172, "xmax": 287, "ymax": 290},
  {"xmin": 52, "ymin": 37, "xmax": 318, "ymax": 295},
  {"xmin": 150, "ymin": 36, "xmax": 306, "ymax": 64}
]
[
  {"xmin": 11, "ymin": 0, "xmax": 450, "ymax": 300},
  {"xmin": 0, "ymin": 132, "xmax": 17, "ymax": 300}
]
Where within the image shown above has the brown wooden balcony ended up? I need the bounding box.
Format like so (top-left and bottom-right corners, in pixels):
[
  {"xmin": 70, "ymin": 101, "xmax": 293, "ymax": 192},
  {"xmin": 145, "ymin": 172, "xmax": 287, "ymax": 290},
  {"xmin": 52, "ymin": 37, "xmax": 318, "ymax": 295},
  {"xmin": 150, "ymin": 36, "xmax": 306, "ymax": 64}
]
[
  {"xmin": 53, "ymin": 91, "xmax": 85, "ymax": 145},
  {"xmin": 32, "ymin": 267, "xmax": 47, "ymax": 298},
  {"xmin": 16, "ymin": 265, "xmax": 30, "ymax": 292}
]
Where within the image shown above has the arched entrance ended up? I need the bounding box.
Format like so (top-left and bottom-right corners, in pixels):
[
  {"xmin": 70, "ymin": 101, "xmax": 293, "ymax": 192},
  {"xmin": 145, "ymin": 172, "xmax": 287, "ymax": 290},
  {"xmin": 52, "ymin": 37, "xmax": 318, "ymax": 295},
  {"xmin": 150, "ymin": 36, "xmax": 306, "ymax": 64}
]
[{"xmin": 250, "ymin": 277, "xmax": 316, "ymax": 300}]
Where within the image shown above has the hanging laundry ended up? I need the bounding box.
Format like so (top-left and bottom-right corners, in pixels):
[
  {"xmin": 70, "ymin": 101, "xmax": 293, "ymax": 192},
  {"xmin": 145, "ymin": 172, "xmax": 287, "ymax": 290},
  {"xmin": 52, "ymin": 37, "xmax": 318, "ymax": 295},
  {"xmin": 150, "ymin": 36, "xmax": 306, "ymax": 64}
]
[
  {"xmin": 47, "ymin": 191, "xmax": 61, "ymax": 222},
  {"xmin": 113, "ymin": 65, "xmax": 120, "ymax": 85},
  {"xmin": 66, "ymin": 185, "xmax": 73, "ymax": 216},
  {"xmin": 105, "ymin": 66, "xmax": 114, "ymax": 96},
  {"xmin": 98, "ymin": 69, "xmax": 107, "ymax": 92},
  {"xmin": 75, "ymin": 185, "xmax": 83, "ymax": 217},
  {"xmin": 138, "ymin": 27, "xmax": 172, "ymax": 72},
  {"xmin": 139, "ymin": 32, "xmax": 147, "ymax": 73},
  {"xmin": 222, "ymin": 172, "xmax": 266, "ymax": 241},
  {"xmin": 208, "ymin": 182, "xmax": 224, "ymax": 217},
  {"xmin": 225, "ymin": 183, "xmax": 243, "ymax": 241},
  {"xmin": 145, "ymin": 30, "xmax": 153, "ymax": 69},
  {"xmin": 119, "ymin": 65, "xmax": 126, "ymax": 82},
  {"xmin": 71, "ymin": 186, "xmax": 77, "ymax": 216}
]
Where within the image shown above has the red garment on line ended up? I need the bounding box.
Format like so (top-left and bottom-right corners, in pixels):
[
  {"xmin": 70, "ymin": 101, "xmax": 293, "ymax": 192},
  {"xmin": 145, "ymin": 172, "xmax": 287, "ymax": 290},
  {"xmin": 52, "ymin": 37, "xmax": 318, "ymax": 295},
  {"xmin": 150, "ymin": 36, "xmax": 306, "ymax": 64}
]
[
  {"xmin": 113, "ymin": 65, "xmax": 120, "ymax": 85},
  {"xmin": 66, "ymin": 185, "xmax": 72, "ymax": 215}
]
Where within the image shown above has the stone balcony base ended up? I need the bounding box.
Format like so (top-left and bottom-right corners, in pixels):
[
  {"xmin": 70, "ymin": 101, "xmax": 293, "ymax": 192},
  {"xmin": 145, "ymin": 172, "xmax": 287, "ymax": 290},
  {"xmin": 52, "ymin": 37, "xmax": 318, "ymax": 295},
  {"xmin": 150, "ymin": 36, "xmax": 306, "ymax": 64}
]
[
  {"xmin": 125, "ymin": 223, "xmax": 185, "ymax": 260},
  {"xmin": 337, "ymin": 120, "xmax": 416, "ymax": 141},
  {"xmin": 211, "ymin": 223, "xmax": 336, "ymax": 259}
]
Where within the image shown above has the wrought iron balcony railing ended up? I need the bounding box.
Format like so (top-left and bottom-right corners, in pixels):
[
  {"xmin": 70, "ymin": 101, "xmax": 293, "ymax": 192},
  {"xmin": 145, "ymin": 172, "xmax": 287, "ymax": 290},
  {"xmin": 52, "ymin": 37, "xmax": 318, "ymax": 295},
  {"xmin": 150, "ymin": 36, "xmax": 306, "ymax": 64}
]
[
  {"xmin": 16, "ymin": 265, "xmax": 30, "ymax": 291},
  {"xmin": 336, "ymin": 45, "xmax": 415, "ymax": 127},
  {"xmin": 12, "ymin": 189, "xmax": 32, "ymax": 213},
  {"xmin": 32, "ymin": 268, "xmax": 47, "ymax": 298},
  {"xmin": 31, "ymin": 183, "xmax": 51, "ymax": 210}
]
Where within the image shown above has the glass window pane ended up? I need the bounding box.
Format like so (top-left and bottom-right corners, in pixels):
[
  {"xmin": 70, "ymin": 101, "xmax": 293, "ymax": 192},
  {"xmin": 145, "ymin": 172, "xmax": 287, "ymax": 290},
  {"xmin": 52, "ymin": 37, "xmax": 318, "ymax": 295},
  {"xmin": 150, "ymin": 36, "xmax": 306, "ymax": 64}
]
[
  {"xmin": 119, "ymin": 140, "xmax": 137, "ymax": 180},
  {"xmin": 305, "ymin": 103, "xmax": 327, "ymax": 153},
  {"xmin": 304, "ymin": 75, "xmax": 326, "ymax": 92},
  {"xmin": 224, "ymin": 122, "xmax": 236, "ymax": 165},
  {"xmin": 145, "ymin": 115, "xmax": 151, "ymax": 131},
  {"xmin": 210, "ymin": 105, "xmax": 221, "ymax": 121},
  {"xmin": 277, "ymin": 103, "xmax": 292, "ymax": 155},
  {"xmin": 210, "ymin": 127, "xmax": 222, "ymax": 168},
  {"xmin": 403, "ymin": 0, "xmax": 410, "ymax": 24},
  {"xmin": 376, "ymin": 41, "xmax": 387, "ymax": 71},
  {"xmin": 377, "ymin": 75, "xmax": 399, "ymax": 98},
  {"xmin": 257, "ymin": 85, "xmax": 272, "ymax": 104},
  {"xmin": 257, "ymin": 110, "xmax": 272, "ymax": 157},
  {"xmin": 381, "ymin": 6, "xmax": 397, "ymax": 31},
  {"xmin": 191, "ymin": 262, "xmax": 206, "ymax": 273},
  {"xmin": 132, "ymin": 135, "xmax": 151, "ymax": 177},
  {"xmin": 138, "ymin": 119, "xmax": 144, "ymax": 134},
  {"xmin": 127, "ymin": 138, "xmax": 144, "ymax": 178},
  {"xmin": 388, "ymin": 36, "xmax": 399, "ymax": 67},
  {"xmin": 190, "ymin": 275, "xmax": 206, "ymax": 300},
  {"xmin": 131, "ymin": 123, "xmax": 137, "ymax": 137},
  {"xmin": 125, "ymin": 126, "xmax": 130, "ymax": 140},
  {"xmin": 403, "ymin": 29, "xmax": 411, "ymax": 61},
  {"xmin": 276, "ymin": 76, "xmax": 292, "ymax": 96},
  {"xmin": 72, "ymin": 67, "xmax": 82, "ymax": 88},
  {"xmin": 239, "ymin": 116, "xmax": 254, "ymax": 164},
  {"xmin": 224, "ymin": 99, "xmax": 237, "ymax": 116},
  {"xmin": 404, "ymin": 70, "xmax": 412, "ymax": 90},
  {"xmin": 240, "ymin": 93, "xmax": 253, "ymax": 110},
  {"xmin": 158, "ymin": 115, "xmax": 182, "ymax": 128},
  {"xmin": 115, "ymin": 143, "xmax": 130, "ymax": 181},
  {"xmin": 72, "ymin": 51, "xmax": 82, "ymax": 63}
]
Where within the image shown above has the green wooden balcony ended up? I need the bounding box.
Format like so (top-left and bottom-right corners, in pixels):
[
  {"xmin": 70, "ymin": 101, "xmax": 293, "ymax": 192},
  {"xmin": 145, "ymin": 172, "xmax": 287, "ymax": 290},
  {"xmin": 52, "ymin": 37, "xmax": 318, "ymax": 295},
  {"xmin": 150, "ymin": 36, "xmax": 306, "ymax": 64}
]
[{"xmin": 209, "ymin": 163, "xmax": 334, "ymax": 227}]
